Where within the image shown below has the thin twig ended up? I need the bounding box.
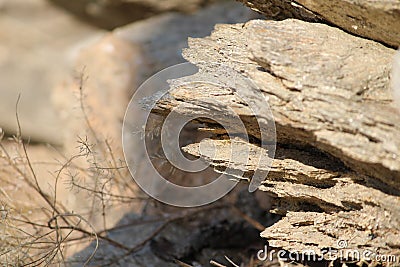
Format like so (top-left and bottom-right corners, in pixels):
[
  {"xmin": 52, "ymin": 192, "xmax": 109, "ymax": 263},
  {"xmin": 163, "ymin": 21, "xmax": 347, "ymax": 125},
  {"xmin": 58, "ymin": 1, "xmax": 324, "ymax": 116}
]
[
  {"xmin": 225, "ymin": 255, "xmax": 240, "ymax": 267},
  {"xmin": 231, "ymin": 205, "xmax": 265, "ymax": 231},
  {"xmin": 210, "ymin": 260, "xmax": 227, "ymax": 267},
  {"xmin": 175, "ymin": 259, "xmax": 194, "ymax": 267}
]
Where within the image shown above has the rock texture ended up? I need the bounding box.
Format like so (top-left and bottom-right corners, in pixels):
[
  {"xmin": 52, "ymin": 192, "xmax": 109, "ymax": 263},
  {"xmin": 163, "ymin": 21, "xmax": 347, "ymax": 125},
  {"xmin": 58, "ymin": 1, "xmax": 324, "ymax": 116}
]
[
  {"xmin": 237, "ymin": 0, "xmax": 400, "ymax": 48},
  {"xmin": 184, "ymin": 139, "xmax": 400, "ymax": 258},
  {"xmin": 151, "ymin": 18, "xmax": 400, "ymax": 263},
  {"xmin": 154, "ymin": 19, "xmax": 400, "ymax": 191}
]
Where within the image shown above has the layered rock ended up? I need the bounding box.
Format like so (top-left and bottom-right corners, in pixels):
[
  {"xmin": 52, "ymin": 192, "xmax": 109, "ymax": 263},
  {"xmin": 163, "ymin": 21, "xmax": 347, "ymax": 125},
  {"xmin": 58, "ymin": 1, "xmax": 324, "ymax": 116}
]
[
  {"xmin": 237, "ymin": 0, "xmax": 400, "ymax": 48},
  {"xmin": 151, "ymin": 18, "xmax": 400, "ymax": 263}
]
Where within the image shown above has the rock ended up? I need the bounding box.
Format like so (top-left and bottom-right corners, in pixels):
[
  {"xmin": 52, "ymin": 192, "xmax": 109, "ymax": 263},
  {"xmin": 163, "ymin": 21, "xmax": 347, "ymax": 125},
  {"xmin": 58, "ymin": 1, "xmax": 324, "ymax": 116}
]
[
  {"xmin": 49, "ymin": 0, "xmax": 219, "ymax": 29},
  {"xmin": 54, "ymin": 0, "xmax": 259, "ymax": 157},
  {"xmin": 53, "ymin": 34, "xmax": 140, "ymax": 159},
  {"xmin": 51, "ymin": 2, "xmax": 262, "ymax": 264},
  {"xmin": 53, "ymin": 28, "xmax": 145, "ymax": 240},
  {"xmin": 236, "ymin": 0, "xmax": 400, "ymax": 48},
  {"xmin": 184, "ymin": 138, "xmax": 400, "ymax": 258},
  {"xmin": 114, "ymin": 1, "xmax": 260, "ymax": 82},
  {"xmin": 0, "ymin": 0, "xmax": 103, "ymax": 145},
  {"xmin": 154, "ymin": 19, "xmax": 400, "ymax": 191},
  {"xmin": 150, "ymin": 18, "xmax": 400, "ymax": 262}
]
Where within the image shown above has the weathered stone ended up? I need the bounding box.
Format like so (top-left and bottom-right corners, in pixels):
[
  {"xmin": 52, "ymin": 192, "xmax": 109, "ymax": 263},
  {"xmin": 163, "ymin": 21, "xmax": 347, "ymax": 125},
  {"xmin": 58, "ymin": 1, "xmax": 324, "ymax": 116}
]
[
  {"xmin": 154, "ymin": 19, "xmax": 400, "ymax": 191},
  {"xmin": 183, "ymin": 138, "xmax": 400, "ymax": 258},
  {"xmin": 151, "ymin": 18, "xmax": 400, "ymax": 262},
  {"xmin": 237, "ymin": 0, "xmax": 400, "ymax": 47}
]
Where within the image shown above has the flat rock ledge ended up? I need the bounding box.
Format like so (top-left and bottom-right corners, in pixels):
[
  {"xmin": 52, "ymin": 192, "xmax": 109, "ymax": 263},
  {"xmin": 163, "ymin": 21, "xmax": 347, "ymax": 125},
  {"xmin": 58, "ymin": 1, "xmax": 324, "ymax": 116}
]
[{"xmin": 237, "ymin": 0, "xmax": 400, "ymax": 48}]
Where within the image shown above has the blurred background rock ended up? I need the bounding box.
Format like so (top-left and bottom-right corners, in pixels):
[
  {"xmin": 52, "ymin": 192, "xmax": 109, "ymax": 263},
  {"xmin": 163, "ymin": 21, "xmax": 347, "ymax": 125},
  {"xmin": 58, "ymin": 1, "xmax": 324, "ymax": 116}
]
[
  {"xmin": 0, "ymin": 0, "xmax": 101, "ymax": 144},
  {"xmin": 49, "ymin": 0, "xmax": 218, "ymax": 29}
]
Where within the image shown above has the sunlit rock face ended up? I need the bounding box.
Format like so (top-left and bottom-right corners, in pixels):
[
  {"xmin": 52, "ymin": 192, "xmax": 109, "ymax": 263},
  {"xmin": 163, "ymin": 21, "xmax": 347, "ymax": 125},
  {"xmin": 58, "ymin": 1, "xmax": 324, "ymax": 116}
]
[{"xmin": 393, "ymin": 50, "xmax": 400, "ymax": 111}]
